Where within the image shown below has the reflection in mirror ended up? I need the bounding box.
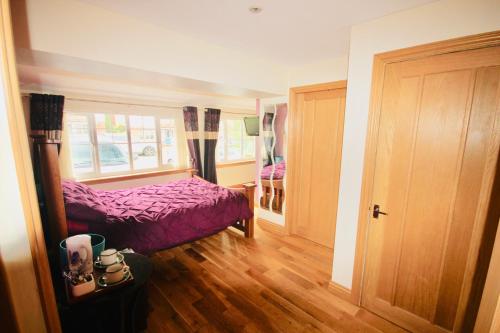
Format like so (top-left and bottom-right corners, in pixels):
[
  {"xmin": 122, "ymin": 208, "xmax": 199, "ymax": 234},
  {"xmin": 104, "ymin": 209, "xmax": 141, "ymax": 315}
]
[{"xmin": 260, "ymin": 103, "xmax": 287, "ymax": 214}]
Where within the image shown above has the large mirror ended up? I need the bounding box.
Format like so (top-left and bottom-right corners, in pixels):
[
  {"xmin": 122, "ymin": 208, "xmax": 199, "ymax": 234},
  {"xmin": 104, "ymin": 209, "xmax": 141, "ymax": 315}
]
[{"xmin": 260, "ymin": 103, "xmax": 287, "ymax": 216}]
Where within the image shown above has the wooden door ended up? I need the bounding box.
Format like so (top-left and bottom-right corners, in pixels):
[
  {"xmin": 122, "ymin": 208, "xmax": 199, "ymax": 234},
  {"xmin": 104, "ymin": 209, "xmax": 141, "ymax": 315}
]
[
  {"xmin": 287, "ymin": 83, "xmax": 346, "ymax": 248},
  {"xmin": 362, "ymin": 46, "xmax": 500, "ymax": 332}
]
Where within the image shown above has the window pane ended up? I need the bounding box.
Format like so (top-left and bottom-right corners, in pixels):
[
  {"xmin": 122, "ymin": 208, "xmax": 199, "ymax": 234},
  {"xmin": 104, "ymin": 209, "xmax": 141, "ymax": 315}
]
[
  {"xmin": 160, "ymin": 118, "xmax": 178, "ymax": 167},
  {"xmin": 243, "ymin": 134, "xmax": 256, "ymax": 159},
  {"xmin": 131, "ymin": 143, "xmax": 158, "ymax": 169},
  {"xmin": 67, "ymin": 114, "xmax": 94, "ymax": 174},
  {"xmin": 130, "ymin": 115, "xmax": 157, "ymax": 143},
  {"xmin": 98, "ymin": 143, "xmax": 130, "ymax": 173},
  {"xmin": 216, "ymin": 121, "xmax": 225, "ymax": 161},
  {"xmin": 95, "ymin": 114, "xmax": 128, "ymax": 143},
  {"xmin": 226, "ymin": 120, "xmax": 242, "ymax": 160},
  {"xmin": 130, "ymin": 115, "xmax": 158, "ymax": 170},
  {"xmin": 95, "ymin": 113, "xmax": 130, "ymax": 173}
]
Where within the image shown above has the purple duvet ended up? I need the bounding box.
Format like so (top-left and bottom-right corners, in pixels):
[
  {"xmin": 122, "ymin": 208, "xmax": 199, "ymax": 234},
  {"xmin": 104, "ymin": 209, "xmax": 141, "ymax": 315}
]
[
  {"xmin": 62, "ymin": 178, "xmax": 252, "ymax": 254},
  {"xmin": 260, "ymin": 161, "xmax": 286, "ymax": 180}
]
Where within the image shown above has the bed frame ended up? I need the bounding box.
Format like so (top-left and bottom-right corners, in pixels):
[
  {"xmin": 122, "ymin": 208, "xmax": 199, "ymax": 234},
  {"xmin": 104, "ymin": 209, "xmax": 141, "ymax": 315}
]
[
  {"xmin": 187, "ymin": 169, "xmax": 256, "ymax": 238},
  {"xmin": 260, "ymin": 179, "xmax": 284, "ymax": 213},
  {"xmin": 33, "ymin": 138, "xmax": 68, "ymax": 255},
  {"xmin": 36, "ymin": 138, "xmax": 256, "ymax": 256}
]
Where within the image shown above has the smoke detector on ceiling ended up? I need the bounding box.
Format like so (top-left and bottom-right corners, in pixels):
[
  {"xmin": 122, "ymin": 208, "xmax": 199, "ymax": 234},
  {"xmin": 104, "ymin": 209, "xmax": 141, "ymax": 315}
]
[{"xmin": 248, "ymin": 7, "xmax": 263, "ymax": 14}]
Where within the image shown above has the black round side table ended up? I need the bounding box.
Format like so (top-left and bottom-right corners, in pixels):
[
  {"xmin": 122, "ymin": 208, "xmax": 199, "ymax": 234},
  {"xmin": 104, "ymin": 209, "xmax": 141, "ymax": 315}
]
[{"xmin": 57, "ymin": 253, "xmax": 153, "ymax": 333}]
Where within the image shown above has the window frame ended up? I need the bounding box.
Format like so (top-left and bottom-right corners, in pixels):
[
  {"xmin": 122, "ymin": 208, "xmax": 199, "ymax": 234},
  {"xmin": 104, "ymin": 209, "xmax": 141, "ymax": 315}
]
[
  {"xmin": 216, "ymin": 115, "xmax": 256, "ymax": 164},
  {"xmin": 66, "ymin": 108, "xmax": 187, "ymax": 180}
]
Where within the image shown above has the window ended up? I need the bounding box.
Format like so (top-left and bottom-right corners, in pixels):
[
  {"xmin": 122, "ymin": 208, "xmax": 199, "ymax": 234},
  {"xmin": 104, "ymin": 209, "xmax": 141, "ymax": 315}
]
[
  {"xmin": 129, "ymin": 115, "xmax": 158, "ymax": 170},
  {"xmin": 160, "ymin": 118, "xmax": 178, "ymax": 167},
  {"xmin": 243, "ymin": 127, "xmax": 256, "ymax": 159},
  {"xmin": 217, "ymin": 118, "xmax": 256, "ymax": 162},
  {"xmin": 94, "ymin": 114, "xmax": 130, "ymax": 173},
  {"xmin": 67, "ymin": 112, "xmax": 181, "ymax": 178},
  {"xmin": 67, "ymin": 114, "xmax": 95, "ymax": 174},
  {"xmin": 217, "ymin": 121, "xmax": 225, "ymax": 161}
]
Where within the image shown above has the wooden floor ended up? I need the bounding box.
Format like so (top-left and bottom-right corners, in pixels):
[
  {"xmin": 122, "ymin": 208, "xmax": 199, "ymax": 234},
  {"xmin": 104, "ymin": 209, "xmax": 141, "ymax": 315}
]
[{"xmin": 146, "ymin": 226, "xmax": 407, "ymax": 333}]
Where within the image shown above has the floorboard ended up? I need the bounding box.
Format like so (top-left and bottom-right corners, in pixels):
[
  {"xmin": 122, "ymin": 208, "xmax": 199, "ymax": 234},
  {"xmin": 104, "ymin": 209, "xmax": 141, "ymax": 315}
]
[{"xmin": 146, "ymin": 226, "xmax": 407, "ymax": 333}]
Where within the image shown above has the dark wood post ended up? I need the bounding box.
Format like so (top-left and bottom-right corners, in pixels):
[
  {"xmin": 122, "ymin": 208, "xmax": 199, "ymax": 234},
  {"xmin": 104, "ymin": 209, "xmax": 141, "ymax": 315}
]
[{"xmin": 33, "ymin": 138, "xmax": 68, "ymax": 253}]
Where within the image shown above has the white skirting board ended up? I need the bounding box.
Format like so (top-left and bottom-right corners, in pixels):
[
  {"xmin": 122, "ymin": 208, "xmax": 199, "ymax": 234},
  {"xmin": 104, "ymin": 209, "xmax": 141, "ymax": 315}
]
[{"xmin": 256, "ymin": 207, "xmax": 285, "ymax": 226}]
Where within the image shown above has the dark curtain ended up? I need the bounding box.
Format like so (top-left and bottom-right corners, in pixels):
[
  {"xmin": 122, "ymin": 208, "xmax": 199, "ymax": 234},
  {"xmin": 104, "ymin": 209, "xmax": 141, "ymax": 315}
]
[
  {"xmin": 263, "ymin": 112, "xmax": 274, "ymax": 166},
  {"xmin": 30, "ymin": 93, "xmax": 65, "ymax": 140},
  {"xmin": 29, "ymin": 93, "xmax": 65, "ymax": 249},
  {"xmin": 203, "ymin": 108, "xmax": 221, "ymax": 184},
  {"xmin": 183, "ymin": 106, "xmax": 203, "ymax": 177}
]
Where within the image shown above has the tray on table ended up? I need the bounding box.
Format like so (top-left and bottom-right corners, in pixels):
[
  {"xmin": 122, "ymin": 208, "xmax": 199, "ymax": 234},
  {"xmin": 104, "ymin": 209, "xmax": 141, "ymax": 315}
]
[{"xmin": 64, "ymin": 259, "xmax": 135, "ymax": 304}]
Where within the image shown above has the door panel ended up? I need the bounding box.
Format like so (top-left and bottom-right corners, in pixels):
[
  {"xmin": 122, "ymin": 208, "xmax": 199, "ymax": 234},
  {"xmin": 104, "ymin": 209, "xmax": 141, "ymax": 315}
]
[
  {"xmin": 374, "ymin": 71, "xmax": 422, "ymax": 304},
  {"xmin": 296, "ymin": 96, "xmax": 315, "ymax": 234},
  {"xmin": 307, "ymin": 91, "xmax": 344, "ymax": 246},
  {"xmin": 363, "ymin": 45, "xmax": 500, "ymax": 332},
  {"xmin": 393, "ymin": 69, "xmax": 475, "ymax": 320},
  {"xmin": 434, "ymin": 65, "xmax": 500, "ymax": 329},
  {"xmin": 291, "ymin": 87, "xmax": 346, "ymax": 247}
]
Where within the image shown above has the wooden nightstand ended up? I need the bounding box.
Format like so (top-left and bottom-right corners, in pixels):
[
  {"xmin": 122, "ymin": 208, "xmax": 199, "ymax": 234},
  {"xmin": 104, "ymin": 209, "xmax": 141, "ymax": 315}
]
[{"xmin": 56, "ymin": 253, "xmax": 153, "ymax": 333}]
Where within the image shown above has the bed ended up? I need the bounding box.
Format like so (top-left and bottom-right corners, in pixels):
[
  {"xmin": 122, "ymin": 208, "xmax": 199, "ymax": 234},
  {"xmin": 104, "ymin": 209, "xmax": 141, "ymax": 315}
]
[
  {"xmin": 62, "ymin": 173, "xmax": 255, "ymax": 254},
  {"xmin": 260, "ymin": 160, "xmax": 286, "ymax": 180},
  {"xmin": 260, "ymin": 161, "xmax": 285, "ymax": 213}
]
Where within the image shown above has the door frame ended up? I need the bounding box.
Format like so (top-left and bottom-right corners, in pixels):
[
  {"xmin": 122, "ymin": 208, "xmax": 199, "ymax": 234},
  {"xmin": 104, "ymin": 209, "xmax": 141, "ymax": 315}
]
[
  {"xmin": 286, "ymin": 80, "xmax": 347, "ymax": 242},
  {"xmin": 0, "ymin": 0, "xmax": 61, "ymax": 332},
  {"xmin": 352, "ymin": 30, "xmax": 500, "ymax": 328}
]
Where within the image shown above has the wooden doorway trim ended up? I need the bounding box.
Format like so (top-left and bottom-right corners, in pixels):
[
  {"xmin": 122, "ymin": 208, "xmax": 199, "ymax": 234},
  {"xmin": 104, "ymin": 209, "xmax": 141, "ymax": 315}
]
[
  {"xmin": 352, "ymin": 30, "xmax": 500, "ymax": 321},
  {"xmin": 286, "ymin": 80, "xmax": 347, "ymax": 239},
  {"xmin": 0, "ymin": 0, "xmax": 61, "ymax": 332}
]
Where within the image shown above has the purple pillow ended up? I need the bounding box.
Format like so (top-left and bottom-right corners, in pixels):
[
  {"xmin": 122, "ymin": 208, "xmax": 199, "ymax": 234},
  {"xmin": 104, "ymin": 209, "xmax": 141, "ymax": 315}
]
[{"xmin": 62, "ymin": 180, "xmax": 107, "ymax": 222}]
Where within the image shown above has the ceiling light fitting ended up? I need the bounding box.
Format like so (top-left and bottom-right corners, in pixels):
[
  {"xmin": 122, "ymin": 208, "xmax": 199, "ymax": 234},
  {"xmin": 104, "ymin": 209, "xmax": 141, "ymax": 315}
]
[{"xmin": 248, "ymin": 7, "xmax": 262, "ymax": 14}]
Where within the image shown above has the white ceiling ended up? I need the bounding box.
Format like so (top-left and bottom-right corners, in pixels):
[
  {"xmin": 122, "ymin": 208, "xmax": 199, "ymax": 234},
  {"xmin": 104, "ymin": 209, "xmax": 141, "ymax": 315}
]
[{"xmin": 78, "ymin": 0, "xmax": 437, "ymax": 66}]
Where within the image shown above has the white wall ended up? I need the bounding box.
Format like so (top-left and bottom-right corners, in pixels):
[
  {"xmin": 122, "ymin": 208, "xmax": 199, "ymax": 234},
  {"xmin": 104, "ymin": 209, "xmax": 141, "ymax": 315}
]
[
  {"xmin": 288, "ymin": 55, "xmax": 349, "ymax": 87},
  {"xmin": 0, "ymin": 43, "xmax": 46, "ymax": 333},
  {"xmin": 13, "ymin": 0, "xmax": 289, "ymax": 95},
  {"xmin": 333, "ymin": 0, "xmax": 500, "ymax": 289},
  {"xmin": 217, "ymin": 163, "xmax": 257, "ymax": 187}
]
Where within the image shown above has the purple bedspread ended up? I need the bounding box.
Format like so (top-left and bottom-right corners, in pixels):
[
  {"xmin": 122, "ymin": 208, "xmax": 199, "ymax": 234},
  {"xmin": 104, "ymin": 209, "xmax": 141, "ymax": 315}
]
[
  {"xmin": 62, "ymin": 178, "xmax": 252, "ymax": 254},
  {"xmin": 260, "ymin": 161, "xmax": 286, "ymax": 180}
]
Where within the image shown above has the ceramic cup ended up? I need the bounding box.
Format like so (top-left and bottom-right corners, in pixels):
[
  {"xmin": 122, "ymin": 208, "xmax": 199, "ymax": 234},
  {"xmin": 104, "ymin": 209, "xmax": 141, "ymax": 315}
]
[
  {"xmin": 100, "ymin": 248, "xmax": 118, "ymax": 266},
  {"xmin": 104, "ymin": 263, "xmax": 129, "ymax": 284}
]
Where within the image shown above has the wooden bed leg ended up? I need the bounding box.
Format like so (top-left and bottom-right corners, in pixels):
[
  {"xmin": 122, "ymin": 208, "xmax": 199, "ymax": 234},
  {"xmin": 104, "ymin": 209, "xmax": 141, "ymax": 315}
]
[
  {"xmin": 242, "ymin": 182, "xmax": 256, "ymax": 238},
  {"xmin": 245, "ymin": 217, "xmax": 254, "ymax": 238}
]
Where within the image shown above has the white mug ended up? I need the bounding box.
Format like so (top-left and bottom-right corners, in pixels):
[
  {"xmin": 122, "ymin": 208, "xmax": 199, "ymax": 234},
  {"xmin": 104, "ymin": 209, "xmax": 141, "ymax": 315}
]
[
  {"xmin": 100, "ymin": 248, "xmax": 118, "ymax": 266},
  {"xmin": 104, "ymin": 263, "xmax": 129, "ymax": 284}
]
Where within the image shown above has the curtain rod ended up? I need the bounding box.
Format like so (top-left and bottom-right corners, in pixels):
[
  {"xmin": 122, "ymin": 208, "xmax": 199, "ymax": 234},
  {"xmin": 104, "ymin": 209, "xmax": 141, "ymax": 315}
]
[{"xmin": 21, "ymin": 93, "xmax": 255, "ymax": 116}]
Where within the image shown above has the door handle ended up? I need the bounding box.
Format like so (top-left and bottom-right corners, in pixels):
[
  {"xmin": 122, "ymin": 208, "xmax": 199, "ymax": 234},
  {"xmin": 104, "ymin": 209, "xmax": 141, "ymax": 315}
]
[{"xmin": 373, "ymin": 204, "xmax": 388, "ymax": 219}]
